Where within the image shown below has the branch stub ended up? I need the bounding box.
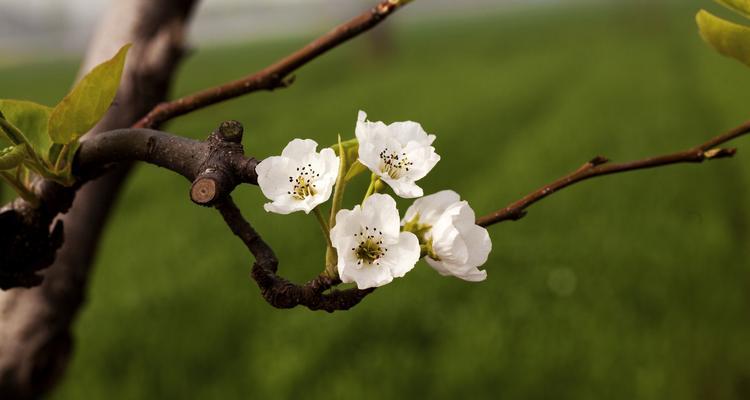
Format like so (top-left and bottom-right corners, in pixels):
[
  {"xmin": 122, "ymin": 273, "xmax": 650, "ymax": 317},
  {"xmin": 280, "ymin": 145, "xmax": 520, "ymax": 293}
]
[
  {"xmin": 190, "ymin": 177, "xmax": 218, "ymax": 205},
  {"xmin": 217, "ymin": 120, "xmax": 243, "ymax": 143}
]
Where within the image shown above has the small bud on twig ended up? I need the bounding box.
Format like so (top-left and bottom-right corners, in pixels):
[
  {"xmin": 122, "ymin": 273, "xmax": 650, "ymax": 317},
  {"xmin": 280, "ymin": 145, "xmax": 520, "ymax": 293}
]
[{"xmin": 217, "ymin": 120, "xmax": 243, "ymax": 143}]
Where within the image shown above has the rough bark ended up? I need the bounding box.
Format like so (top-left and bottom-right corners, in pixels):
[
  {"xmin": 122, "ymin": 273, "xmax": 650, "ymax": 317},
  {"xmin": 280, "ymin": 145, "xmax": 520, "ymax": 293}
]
[{"xmin": 0, "ymin": 1, "xmax": 198, "ymax": 398}]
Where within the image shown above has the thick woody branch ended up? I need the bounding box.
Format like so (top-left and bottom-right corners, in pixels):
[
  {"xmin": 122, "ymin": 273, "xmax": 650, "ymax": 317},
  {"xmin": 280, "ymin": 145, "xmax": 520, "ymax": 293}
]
[
  {"xmin": 476, "ymin": 120, "xmax": 750, "ymax": 227},
  {"xmin": 4, "ymin": 120, "xmax": 362, "ymax": 311},
  {"xmin": 0, "ymin": 0, "xmax": 410, "ymax": 287},
  {"xmin": 0, "ymin": 0, "xmax": 413, "ymax": 315},
  {"xmin": 80, "ymin": 125, "xmax": 368, "ymax": 311},
  {"xmin": 135, "ymin": 0, "xmax": 409, "ymax": 128},
  {"xmin": 75, "ymin": 124, "xmax": 257, "ymax": 188}
]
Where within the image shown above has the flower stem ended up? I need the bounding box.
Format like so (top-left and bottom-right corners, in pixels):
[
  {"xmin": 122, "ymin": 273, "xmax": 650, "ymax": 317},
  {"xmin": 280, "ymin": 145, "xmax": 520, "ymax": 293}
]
[
  {"xmin": 329, "ymin": 135, "xmax": 347, "ymax": 228},
  {"xmin": 314, "ymin": 206, "xmax": 339, "ymax": 278},
  {"xmin": 363, "ymin": 173, "xmax": 380, "ymax": 203},
  {"xmin": 313, "ymin": 207, "xmax": 332, "ymax": 247}
]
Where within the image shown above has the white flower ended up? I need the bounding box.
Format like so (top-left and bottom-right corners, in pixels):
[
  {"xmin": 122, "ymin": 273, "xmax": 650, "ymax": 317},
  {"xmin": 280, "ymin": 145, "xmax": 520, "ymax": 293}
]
[
  {"xmin": 331, "ymin": 193, "xmax": 420, "ymax": 289},
  {"xmin": 256, "ymin": 139, "xmax": 340, "ymax": 214},
  {"xmin": 355, "ymin": 111, "xmax": 440, "ymax": 198},
  {"xmin": 403, "ymin": 190, "xmax": 491, "ymax": 282}
]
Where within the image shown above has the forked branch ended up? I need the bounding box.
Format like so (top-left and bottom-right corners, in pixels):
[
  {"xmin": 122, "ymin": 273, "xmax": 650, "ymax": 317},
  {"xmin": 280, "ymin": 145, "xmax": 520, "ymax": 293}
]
[
  {"xmin": 0, "ymin": 0, "xmax": 413, "ymax": 293},
  {"xmin": 2, "ymin": 0, "xmax": 749, "ymax": 314}
]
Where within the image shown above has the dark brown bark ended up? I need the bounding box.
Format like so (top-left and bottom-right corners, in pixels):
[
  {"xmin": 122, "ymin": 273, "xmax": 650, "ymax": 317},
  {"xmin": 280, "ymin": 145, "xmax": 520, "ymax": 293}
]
[
  {"xmin": 134, "ymin": 0, "xmax": 408, "ymax": 128},
  {"xmin": 476, "ymin": 120, "xmax": 750, "ymax": 227},
  {"xmin": 0, "ymin": 0, "xmax": 746, "ymax": 394},
  {"xmin": 0, "ymin": 0, "xmax": 411, "ymax": 294},
  {"xmin": 216, "ymin": 197, "xmax": 374, "ymax": 312},
  {"xmin": 0, "ymin": 1, "xmax": 198, "ymax": 398}
]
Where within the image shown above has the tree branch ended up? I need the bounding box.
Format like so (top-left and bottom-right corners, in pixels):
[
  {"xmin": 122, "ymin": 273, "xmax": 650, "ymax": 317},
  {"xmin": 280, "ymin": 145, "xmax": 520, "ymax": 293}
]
[
  {"xmin": 79, "ymin": 125, "xmax": 369, "ymax": 312},
  {"xmin": 0, "ymin": 0, "xmax": 411, "ymax": 291},
  {"xmin": 476, "ymin": 119, "xmax": 750, "ymax": 227},
  {"xmin": 134, "ymin": 0, "xmax": 409, "ymax": 128},
  {"xmin": 216, "ymin": 197, "xmax": 373, "ymax": 312},
  {"xmin": 0, "ymin": 0, "xmax": 200, "ymax": 397}
]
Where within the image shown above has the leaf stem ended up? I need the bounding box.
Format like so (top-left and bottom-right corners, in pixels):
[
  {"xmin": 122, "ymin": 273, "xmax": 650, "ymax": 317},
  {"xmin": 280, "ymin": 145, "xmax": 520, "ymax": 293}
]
[
  {"xmin": 0, "ymin": 116, "xmax": 29, "ymax": 146},
  {"xmin": 53, "ymin": 144, "xmax": 69, "ymax": 172},
  {"xmin": 0, "ymin": 171, "xmax": 38, "ymax": 206}
]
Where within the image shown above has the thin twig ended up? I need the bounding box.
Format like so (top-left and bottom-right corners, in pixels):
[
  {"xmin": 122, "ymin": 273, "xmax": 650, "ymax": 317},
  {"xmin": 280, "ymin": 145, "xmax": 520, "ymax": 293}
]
[
  {"xmin": 134, "ymin": 0, "xmax": 409, "ymax": 129},
  {"xmin": 476, "ymin": 120, "xmax": 750, "ymax": 227}
]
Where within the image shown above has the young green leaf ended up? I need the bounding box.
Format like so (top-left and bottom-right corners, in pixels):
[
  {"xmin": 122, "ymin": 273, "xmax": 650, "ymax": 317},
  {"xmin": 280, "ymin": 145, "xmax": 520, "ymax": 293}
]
[
  {"xmin": 48, "ymin": 43, "xmax": 132, "ymax": 144},
  {"xmin": 716, "ymin": 0, "xmax": 750, "ymax": 19},
  {"xmin": 0, "ymin": 99, "xmax": 52, "ymax": 158},
  {"xmin": 0, "ymin": 144, "xmax": 27, "ymax": 170},
  {"xmin": 697, "ymin": 10, "xmax": 750, "ymax": 67},
  {"xmin": 331, "ymin": 138, "xmax": 368, "ymax": 182}
]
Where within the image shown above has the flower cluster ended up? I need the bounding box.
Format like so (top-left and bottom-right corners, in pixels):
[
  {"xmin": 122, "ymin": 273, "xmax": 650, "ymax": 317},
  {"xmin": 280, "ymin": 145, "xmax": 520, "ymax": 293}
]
[{"xmin": 255, "ymin": 111, "xmax": 492, "ymax": 289}]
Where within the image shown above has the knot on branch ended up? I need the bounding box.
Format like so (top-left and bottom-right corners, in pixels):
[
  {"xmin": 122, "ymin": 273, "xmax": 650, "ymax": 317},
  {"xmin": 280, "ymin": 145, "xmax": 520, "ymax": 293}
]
[
  {"xmin": 703, "ymin": 147, "xmax": 737, "ymax": 160},
  {"xmin": 190, "ymin": 121, "xmax": 257, "ymax": 206},
  {"xmin": 251, "ymin": 264, "xmax": 374, "ymax": 312},
  {"xmin": 0, "ymin": 205, "xmax": 63, "ymax": 290}
]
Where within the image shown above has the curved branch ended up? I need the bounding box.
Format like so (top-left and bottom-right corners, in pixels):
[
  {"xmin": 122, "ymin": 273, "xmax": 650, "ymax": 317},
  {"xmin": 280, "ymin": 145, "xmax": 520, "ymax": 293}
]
[
  {"xmin": 216, "ymin": 197, "xmax": 373, "ymax": 312},
  {"xmin": 135, "ymin": 0, "xmax": 409, "ymax": 129},
  {"xmin": 476, "ymin": 119, "xmax": 750, "ymax": 227},
  {"xmin": 15, "ymin": 122, "xmax": 364, "ymax": 311}
]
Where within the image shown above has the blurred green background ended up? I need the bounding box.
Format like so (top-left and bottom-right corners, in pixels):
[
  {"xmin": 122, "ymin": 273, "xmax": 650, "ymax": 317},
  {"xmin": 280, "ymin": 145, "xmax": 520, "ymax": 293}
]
[{"xmin": 2, "ymin": 0, "xmax": 750, "ymax": 399}]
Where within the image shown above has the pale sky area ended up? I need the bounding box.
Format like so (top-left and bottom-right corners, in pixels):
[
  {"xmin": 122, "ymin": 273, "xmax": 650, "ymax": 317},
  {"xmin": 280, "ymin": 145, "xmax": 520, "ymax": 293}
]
[{"xmin": 0, "ymin": 0, "xmax": 560, "ymax": 61}]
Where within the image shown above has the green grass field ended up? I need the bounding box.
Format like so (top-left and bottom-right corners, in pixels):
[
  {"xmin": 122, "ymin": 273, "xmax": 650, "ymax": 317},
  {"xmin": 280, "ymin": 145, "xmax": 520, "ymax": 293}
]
[{"xmin": 2, "ymin": 1, "xmax": 750, "ymax": 399}]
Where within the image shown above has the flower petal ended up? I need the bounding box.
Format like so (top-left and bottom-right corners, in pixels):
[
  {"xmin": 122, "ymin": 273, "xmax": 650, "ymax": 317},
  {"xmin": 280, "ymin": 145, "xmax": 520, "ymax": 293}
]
[
  {"xmin": 381, "ymin": 231, "xmax": 420, "ymax": 278},
  {"xmin": 425, "ymin": 201, "xmax": 491, "ymax": 282},
  {"xmin": 381, "ymin": 176, "xmax": 424, "ymax": 198},
  {"xmin": 256, "ymin": 138, "xmax": 339, "ymax": 215},
  {"xmin": 389, "ymin": 120, "xmax": 435, "ymax": 147},
  {"xmin": 281, "ymin": 138, "xmax": 319, "ymax": 159},
  {"xmin": 425, "ymin": 257, "xmax": 487, "ymax": 282},
  {"xmin": 354, "ymin": 111, "xmax": 440, "ymax": 199},
  {"xmin": 331, "ymin": 206, "xmax": 363, "ymax": 240},
  {"xmin": 402, "ymin": 190, "xmax": 461, "ymax": 226},
  {"xmin": 339, "ymin": 262, "xmax": 394, "ymax": 290},
  {"xmin": 256, "ymin": 156, "xmax": 295, "ymax": 198},
  {"xmin": 361, "ymin": 194, "xmax": 401, "ymax": 240}
]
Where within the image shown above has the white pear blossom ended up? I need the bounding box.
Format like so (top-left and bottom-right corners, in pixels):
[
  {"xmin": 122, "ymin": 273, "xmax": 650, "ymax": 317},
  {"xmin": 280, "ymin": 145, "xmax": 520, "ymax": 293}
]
[
  {"xmin": 331, "ymin": 193, "xmax": 420, "ymax": 289},
  {"xmin": 403, "ymin": 190, "xmax": 492, "ymax": 282},
  {"xmin": 256, "ymin": 139, "xmax": 340, "ymax": 214},
  {"xmin": 355, "ymin": 111, "xmax": 440, "ymax": 198}
]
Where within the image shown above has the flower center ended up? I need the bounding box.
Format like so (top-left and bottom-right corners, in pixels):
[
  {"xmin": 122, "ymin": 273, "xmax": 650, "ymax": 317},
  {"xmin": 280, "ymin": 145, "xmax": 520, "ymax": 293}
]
[
  {"xmin": 351, "ymin": 226, "xmax": 386, "ymax": 266},
  {"xmin": 379, "ymin": 147, "xmax": 413, "ymax": 179},
  {"xmin": 287, "ymin": 163, "xmax": 320, "ymax": 200}
]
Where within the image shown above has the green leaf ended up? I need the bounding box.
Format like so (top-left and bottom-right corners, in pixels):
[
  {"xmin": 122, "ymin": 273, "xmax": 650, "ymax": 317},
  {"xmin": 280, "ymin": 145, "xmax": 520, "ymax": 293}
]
[
  {"xmin": 716, "ymin": 0, "xmax": 750, "ymax": 19},
  {"xmin": 0, "ymin": 144, "xmax": 27, "ymax": 170},
  {"xmin": 331, "ymin": 138, "xmax": 369, "ymax": 182},
  {"xmin": 0, "ymin": 100, "xmax": 52, "ymax": 154},
  {"xmin": 48, "ymin": 43, "xmax": 131, "ymax": 144},
  {"xmin": 697, "ymin": 10, "xmax": 750, "ymax": 67},
  {"xmin": 344, "ymin": 160, "xmax": 369, "ymax": 182}
]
